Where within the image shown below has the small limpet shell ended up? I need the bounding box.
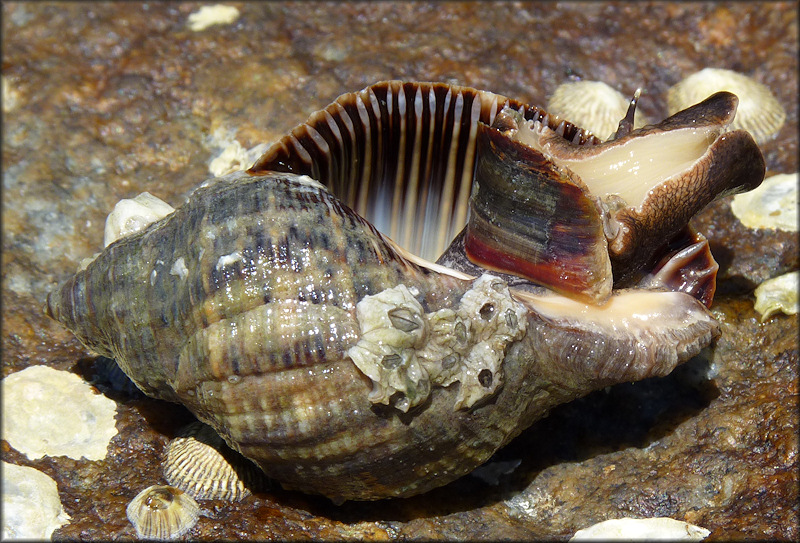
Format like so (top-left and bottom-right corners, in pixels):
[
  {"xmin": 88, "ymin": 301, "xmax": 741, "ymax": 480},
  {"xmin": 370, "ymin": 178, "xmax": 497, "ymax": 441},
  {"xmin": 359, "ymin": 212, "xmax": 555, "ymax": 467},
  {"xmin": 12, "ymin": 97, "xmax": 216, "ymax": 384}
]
[
  {"xmin": 730, "ymin": 172, "xmax": 797, "ymax": 232},
  {"xmin": 126, "ymin": 485, "xmax": 199, "ymax": 540},
  {"xmin": 163, "ymin": 421, "xmax": 263, "ymax": 501},
  {"xmin": 546, "ymin": 80, "xmax": 650, "ymax": 140},
  {"xmin": 667, "ymin": 68, "xmax": 786, "ymax": 144},
  {"xmin": 754, "ymin": 271, "xmax": 799, "ymax": 322}
]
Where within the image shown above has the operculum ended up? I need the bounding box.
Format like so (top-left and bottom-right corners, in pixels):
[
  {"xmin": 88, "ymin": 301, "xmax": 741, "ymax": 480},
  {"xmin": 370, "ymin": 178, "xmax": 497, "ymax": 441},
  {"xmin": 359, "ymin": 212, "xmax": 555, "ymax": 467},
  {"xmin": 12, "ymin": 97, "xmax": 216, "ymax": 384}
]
[{"xmin": 464, "ymin": 115, "xmax": 612, "ymax": 304}]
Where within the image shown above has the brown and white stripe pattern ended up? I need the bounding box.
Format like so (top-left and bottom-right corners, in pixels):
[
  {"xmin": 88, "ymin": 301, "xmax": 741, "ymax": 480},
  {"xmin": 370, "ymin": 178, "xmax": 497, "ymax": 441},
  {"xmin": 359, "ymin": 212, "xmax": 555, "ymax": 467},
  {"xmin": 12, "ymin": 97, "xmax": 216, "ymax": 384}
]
[{"xmin": 249, "ymin": 81, "xmax": 598, "ymax": 260}]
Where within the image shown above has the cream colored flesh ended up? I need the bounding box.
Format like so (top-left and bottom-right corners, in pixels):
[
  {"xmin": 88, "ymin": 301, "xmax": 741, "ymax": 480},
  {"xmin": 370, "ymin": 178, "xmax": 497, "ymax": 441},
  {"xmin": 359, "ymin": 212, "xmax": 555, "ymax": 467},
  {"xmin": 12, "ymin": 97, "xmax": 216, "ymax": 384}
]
[
  {"xmin": 515, "ymin": 289, "xmax": 710, "ymax": 336},
  {"xmin": 516, "ymin": 123, "xmax": 718, "ymax": 210}
]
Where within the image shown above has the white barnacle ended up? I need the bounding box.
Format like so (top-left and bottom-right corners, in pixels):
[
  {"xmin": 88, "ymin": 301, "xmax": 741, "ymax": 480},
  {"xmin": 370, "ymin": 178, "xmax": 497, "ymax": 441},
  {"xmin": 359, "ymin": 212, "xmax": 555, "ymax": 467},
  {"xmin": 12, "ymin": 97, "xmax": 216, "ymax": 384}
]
[
  {"xmin": 570, "ymin": 517, "xmax": 710, "ymax": 541},
  {"xmin": 437, "ymin": 275, "xmax": 528, "ymax": 409},
  {"xmin": 731, "ymin": 172, "xmax": 797, "ymax": 232},
  {"xmin": 170, "ymin": 257, "xmax": 189, "ymax": 280},
  {"xmin": 347, "ymin": 283, "xmax": 430, "ymax": 411},
  {"xmin": 206, "ymin": 128, "xmax": 269, "ymax": 177},
  {"xmin": 754, "ymin": 271, "xmax": 799, "ymax": 322},
  {"xmin": 104, "ymin": 192, "xmax": 175, "ymax": 247},
  {"xmin": 1, "ymin": 365, "xmax": 118, "ymax": 461},
  {"xmin": 348, "ymin": 274, "xmax": 527, "ymax": 412},
  {"xmin": 667, "ymin": 67, "xmax": 785, "ymax": 144},
  {"xmin": 187, "ymin": 4, "xmax": 240, "ymax": 32},
  {"xmin": 216, "ymin": 251, "xmax": 242, "ymax": 271},
  {"xmin": 1, "ymin": 462, "xmax": 71, "ymax": 540}
]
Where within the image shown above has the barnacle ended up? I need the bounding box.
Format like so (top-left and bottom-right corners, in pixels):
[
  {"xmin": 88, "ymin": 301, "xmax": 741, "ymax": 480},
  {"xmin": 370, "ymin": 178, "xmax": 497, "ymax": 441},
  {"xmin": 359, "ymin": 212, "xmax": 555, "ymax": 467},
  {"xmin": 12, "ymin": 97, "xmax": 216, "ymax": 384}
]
[
  {"xmin": 1, "ymin": 462, "xmax": 71, "ymax": 540},
  {"xmin": 546, "ymin": 80, "xmax": 650, "ymax": 140},
  {"xmin": 126, "ymin": 485, "xmax": 200, "ymax": 540},
  {"xmin": 570, "ymin": 517, "xmax": 711, "ymax": 541},
  {"xmin": 731, "ymin": 172, "xmax": 797, "ymax": 232},
  {"xmin": 667, "ymin": 68, "xmax": 785, "ymax": 144},
  {"xmin": 1, "ymin": 365, "xmax": 118, "ymax": 461},
  {"xmin": 753, "ymin": 271, "xmax": 799, "ymax": 321},
  {"xmin": 103, "ymin": 192, "xmax": 175, "ymax": 247},
  {"xmin": 163, "ymin": 421, "xmax": 265, "ymax": 501},
  {"xmin": 348, "ymin": 274, "xmax": 527, "ymax": 411}
]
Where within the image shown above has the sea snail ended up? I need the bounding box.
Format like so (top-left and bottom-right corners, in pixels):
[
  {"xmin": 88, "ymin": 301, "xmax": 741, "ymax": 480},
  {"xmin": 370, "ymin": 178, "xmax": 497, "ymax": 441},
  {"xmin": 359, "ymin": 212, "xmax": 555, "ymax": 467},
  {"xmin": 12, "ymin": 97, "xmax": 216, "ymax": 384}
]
[{"xmin": 46, "ymin": 81, "xmax": 765, "ymax": 502}]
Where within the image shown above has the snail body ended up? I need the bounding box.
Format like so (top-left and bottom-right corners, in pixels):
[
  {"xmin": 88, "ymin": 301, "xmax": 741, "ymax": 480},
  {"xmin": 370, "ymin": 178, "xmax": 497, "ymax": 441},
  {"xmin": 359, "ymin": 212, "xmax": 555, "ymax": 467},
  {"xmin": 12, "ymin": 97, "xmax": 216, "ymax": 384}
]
[{"xmin": 46, "ymin": 81, "xmax": 765, "ymax": 501}]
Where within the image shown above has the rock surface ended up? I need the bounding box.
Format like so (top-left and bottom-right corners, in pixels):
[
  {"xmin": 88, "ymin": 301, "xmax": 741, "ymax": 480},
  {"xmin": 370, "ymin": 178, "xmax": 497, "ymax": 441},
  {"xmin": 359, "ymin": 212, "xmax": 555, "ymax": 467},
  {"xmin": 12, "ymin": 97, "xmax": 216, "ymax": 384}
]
[{"xmin": 2, "ymin": 2, "xmax": 796, "ymax": 540}]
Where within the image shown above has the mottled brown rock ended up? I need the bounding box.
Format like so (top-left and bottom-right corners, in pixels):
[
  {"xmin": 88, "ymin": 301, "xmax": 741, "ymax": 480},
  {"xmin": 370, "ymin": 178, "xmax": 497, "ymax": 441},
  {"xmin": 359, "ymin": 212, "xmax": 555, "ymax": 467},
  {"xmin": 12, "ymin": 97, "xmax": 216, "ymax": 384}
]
[{"xmin": 2, "ymin": 1, "xmax": 796, "ymax": 540}]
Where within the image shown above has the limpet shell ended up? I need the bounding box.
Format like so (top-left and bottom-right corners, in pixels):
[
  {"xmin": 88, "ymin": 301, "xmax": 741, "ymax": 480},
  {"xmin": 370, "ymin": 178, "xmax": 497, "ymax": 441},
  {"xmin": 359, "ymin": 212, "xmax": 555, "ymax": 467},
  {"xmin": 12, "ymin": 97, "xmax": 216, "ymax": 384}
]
[
  {"xmin": 126, "ymin": 485, "xmax": 199, "ymax": 540},
  {"xmin": 730, "ymin": 172, "xmax": 797, "ymax": 232},
  {"xmin": 163, "ymin": 421, "xmax": 263, "ymax": 501},
  {"xmin": 667, "ymin": 68, "xmax": 786, "ymax": 144},
  {"xmin": 546, "ymin": 80, "xmax": 650, "ymax": 140}
]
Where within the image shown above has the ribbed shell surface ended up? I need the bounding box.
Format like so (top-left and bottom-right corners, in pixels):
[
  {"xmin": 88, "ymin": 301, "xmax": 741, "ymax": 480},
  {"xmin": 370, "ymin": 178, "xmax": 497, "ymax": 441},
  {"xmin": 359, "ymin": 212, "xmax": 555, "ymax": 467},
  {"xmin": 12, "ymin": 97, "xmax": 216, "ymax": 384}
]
[{"xmin": 250, "ymin": 81, "xmax": 599, "ymax": 260}]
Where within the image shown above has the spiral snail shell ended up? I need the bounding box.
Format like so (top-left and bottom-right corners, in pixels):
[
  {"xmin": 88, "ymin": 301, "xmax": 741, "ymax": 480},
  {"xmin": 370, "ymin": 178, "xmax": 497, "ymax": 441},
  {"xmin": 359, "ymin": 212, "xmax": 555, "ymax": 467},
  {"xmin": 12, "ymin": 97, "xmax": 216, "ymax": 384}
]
[{"xmin": 46, "ymin": 81, "xmax": 764, "ymax": 502}]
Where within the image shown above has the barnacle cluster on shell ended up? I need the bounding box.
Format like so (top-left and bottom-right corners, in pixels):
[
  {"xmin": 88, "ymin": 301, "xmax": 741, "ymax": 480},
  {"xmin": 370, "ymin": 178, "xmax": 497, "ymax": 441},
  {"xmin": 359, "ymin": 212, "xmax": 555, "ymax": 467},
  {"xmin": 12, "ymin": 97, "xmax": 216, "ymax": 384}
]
[
  {"xmin": 163, "ymin": 421, "xmax": 265, "ymax": 501},
  {"xmin": 546, "ymin": 80, "xmax": 650, "ymax": 140},
  {"xmin": 348, "ymin": 274, "xmax": 527, "ymax": 411},
  {"xmin": 667, "ymin": 67, "xmax": 785, "ymax": 144},
  {"xmin": 126, "ymin": 485, "xmax": 199, "ymax": 540}
]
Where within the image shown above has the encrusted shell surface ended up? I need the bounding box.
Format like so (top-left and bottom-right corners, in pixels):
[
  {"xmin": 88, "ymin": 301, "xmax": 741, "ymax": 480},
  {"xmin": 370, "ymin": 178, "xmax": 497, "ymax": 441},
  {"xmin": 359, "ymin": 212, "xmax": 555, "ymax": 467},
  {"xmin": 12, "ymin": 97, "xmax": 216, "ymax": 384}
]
[
  {"xmin": 126, "ymin": 485, "xmax": 199, "ymax": 540},
  {"xmin": 546, "ymin": 80, "xmax": 650, "ymax": 140},
  {"xmin": 163, "ymin": 421, "xmax": 264, "ymax": 501},
  {"xmin": 667, "ymin": 68, "xmax": 786, "ymax": 144}
]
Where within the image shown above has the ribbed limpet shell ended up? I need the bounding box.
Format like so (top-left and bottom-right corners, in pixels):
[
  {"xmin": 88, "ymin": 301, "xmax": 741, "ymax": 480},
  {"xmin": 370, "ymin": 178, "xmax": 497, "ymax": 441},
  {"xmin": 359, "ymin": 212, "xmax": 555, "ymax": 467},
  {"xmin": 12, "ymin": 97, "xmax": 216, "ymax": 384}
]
[
  {"xmin": 163, "ymin": 421, "xmax": 264, "ymax": 501},
  {"xmin": 546, "ymin": 80, "xmax": 650, "ymax": 140},
  {"xmin": 667, "ymin": 68, "xmax": 786, "ymax": 144},
  {"xmin": 126, "ymin": 485, "xmax": 199, "ymax": 540}
]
